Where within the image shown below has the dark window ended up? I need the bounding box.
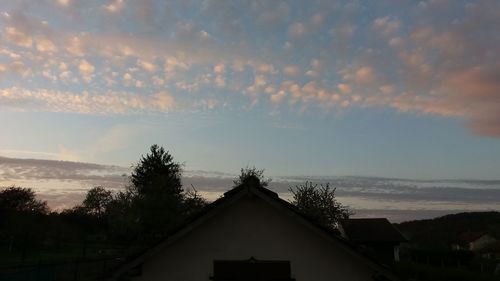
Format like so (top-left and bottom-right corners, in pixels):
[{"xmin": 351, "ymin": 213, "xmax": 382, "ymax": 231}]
[{"xmin": 211, "ymin": 257, "xmax": 295, "ymax": 281}]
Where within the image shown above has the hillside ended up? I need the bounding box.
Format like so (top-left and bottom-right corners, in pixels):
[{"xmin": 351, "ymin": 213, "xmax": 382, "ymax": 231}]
[{"xmin": 396, "ymin": 211, "xmax": 500, "ymax": 249}]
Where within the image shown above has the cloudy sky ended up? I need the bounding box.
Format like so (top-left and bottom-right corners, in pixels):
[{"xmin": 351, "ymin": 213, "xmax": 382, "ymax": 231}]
[{"xmin": 1, "ymin": 1, "xmax": 500, "ymax": 219}]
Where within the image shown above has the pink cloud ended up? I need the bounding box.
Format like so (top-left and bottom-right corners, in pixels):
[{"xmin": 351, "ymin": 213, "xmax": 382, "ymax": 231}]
[{"xmin": 440, "ymin": 66, "xmax": 500, "ymax": 137}]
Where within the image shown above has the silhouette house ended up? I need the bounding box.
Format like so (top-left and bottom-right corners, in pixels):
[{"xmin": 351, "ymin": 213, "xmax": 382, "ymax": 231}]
[
  {"xmin": 338, "ymin": 218, "xmax": 407, "ymax": 263},
  {"xmin": 113, "ymin": 178, "xmax": 399, "ymax": 281}
]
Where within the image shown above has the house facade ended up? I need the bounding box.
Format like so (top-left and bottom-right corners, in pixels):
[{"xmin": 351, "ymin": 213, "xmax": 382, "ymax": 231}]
[
  {"xmin": 452, "ymin": 232, "xmax": 498, "ymax": 251},
  {"xmin": 113, "ymin": 180, "xmax": 399, "ymax": 281}
]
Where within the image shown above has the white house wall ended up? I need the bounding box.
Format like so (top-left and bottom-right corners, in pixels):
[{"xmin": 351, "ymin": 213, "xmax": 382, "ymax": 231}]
[
  {"xmin": 470, "ymin": 235, "xmax": 497, "ymax": 251},
  {"xmin": 133, "ymin": 196, "xmax": 377, "ymax": 281}
]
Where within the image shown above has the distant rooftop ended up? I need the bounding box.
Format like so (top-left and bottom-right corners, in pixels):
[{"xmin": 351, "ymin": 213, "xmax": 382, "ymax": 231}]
[
  {"xmin": 456, "ymin": 231, "xmax": 491, "ymax": 244},
  {"xmin": 339, "ymin": 218, "xmax": 407, "ymax": 243}
]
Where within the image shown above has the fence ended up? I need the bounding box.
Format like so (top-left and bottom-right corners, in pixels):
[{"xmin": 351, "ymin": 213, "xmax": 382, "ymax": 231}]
[
  {"xmin": 0, "ymin": 256, "xmax": 123, "ymax": 281},
  {"xmin": 0, "ymin": 237, "xmax": 140, "ymax": 281}
]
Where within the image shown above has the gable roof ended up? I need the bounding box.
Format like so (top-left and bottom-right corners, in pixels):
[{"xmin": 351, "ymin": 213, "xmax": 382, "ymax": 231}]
[
  {"xmin": 112, "ymin": 181, "xmax": 400, "ymax": 280},
  {"xmin": 339, "ymin": 218, "xmax": 407, "ymax": 243},
  {"xmin": 456, "ymin": 231, "xmax": 493, "ymax": 244}
]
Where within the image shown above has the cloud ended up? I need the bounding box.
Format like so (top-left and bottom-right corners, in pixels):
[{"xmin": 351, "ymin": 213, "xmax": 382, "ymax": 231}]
[
  {"xmin": 78, "ymin": 59, "xmax": 95, "ymax": 82},
  {"xmin": 373, "ymin": 16, "xmax": 401, "ymax": 35},
  {"xmin": 440, "ymin": 66, "xmax": 500, "ymax": 137},
  {"xmin": 0, "ymin": 155, "xmax": 128, "ymax": 184},
  {"xmin": 122, "ymin": 72, "xmax": 132, "ymax": 83},
  {"xmin": 254, "ymin": 62, "xmax": 277, "ymax": 74},
  {"xmin": 63, "ymin": 36, "xmax": 85, "ymax": 56},
  {"xmin": 213, "ymin": 63, "xmax": 225, "ymax": 74},
  {"xmin": 36, "ymin": 38, "xmax": 57, "ymax": 52},
  {"xmin": 288, "ymin": 22, "xmax": 307, "ymax": 40},
  {"xmin": 214, "ymin": 75, "xmax": 225, "ymax": 88},
  {"xmin": 4, "ymin": 61, "xmax": 32, "ymax": 77},
  {"xmin": 152, "ymin": 91, "xmax": 175, "ymax": 111},
  {"xmin": 270, "ymin": 90, "xmax": 286, "ymax": 104},
  {"xmin": 0, "ymin": 87, "xmax": 176, "ymax": 114},
  {"xmin": 255, "ymin": 1, "xmax": 290, "ymax": 25},
  {"xmin": 57, "ymin": 145, "xmax": 81, "ymax": 162},
  {"xmin": 337, "ymin": 84, "xmax": 352, "ymax": 94},
  {"xmin": 311, "ymin": 12, "xmax": 324, "ymax": 26},
  {"xmin": 354, "ymin": 2, "xmax": 500, "ymax": 137},
  {"xmin": 283, "ymin": 65, "xmax": 300, "ymax": 76},
  {"xmin": 379, "ymin": 84, "xmax": 394, "ymax": 95},
  {"xmin": 353, "ymin": 66, "xmax": 375, "ymax": 84},
  {"xmin": 137, "ymin": 59, "xmax": 156, "ymax": 72},
  {"xmin": 0, "ymin": 1, "xmax": 499, "ymax": 137},
  {"xmin": 165, "ymin": 56, "xmax": 189, "ymax": 74},
  {"xmin": 254, "ymin": 75, "xmax": 266, "ymax": 87},
  {"xmin": 4, "ymin": 26, "xmax": 32, "ymax": 47},
  {"xmin": 0, "ymin": 156, "xmax": 129, "ymax": 209},
  {"xmin": 56, "ymin": 0, "xmax": 70, "ymax": 7},
  {"xmin": 103, "ymin": 0, "xmax": 124, "ymax": 13}
]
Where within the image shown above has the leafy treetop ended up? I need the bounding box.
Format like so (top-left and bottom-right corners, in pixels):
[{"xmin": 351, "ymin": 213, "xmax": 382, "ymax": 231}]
[
  {"xmin": 82, "ymin": 186, "xmax": 113, "ymax": 217},
  {"xmin": 290, "ymin": 181, "xmax": 352, "ymax": 229},
  {"xmin": 0, "ymin": 186, "xmax": 49, "ymax": 214},
  {"xmin": 131, "ymin": 144, "xmax": 183, "ymax": 198},
  {"xmin": 233, "ymin": 166, "xmax": 271, "ymax": 187}
]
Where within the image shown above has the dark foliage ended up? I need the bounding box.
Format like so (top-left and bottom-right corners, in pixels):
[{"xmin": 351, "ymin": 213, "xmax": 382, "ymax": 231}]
[
  {"xmin": 183, "ymin": 186, "xmax": 209, "ymax": 217},
  {"xmin": 105, "ymin": 190, "xmax": 141, "ymax": 241},
  {"xmin": 59, "ymin": 205, "xmax": 103, "ymax": 234},
  {"xmin": 117, "ymin": 144, "xmax": 207, "ymax": 240},
  {"xmin": 0, "ymin": 145, "xmax": 210, "ymax": 270},
  {"xmin": 393, "ymin": 261, "xmax": 500, "ymax": 281},
  {"xmin": 0, "ymin": 186, "xmax": 49, "ymax": 215},
  {"xmin": 233, "ymin": 166, "xmax": 271, "ymax": 187},
  {"xmin": 289, "ymin": 181, "xmax": 352, "ymax": 229},
  {"xmin": 397, "ymin": 211, "xmax": 500, "ymax": 249},
  {"xmin": 81, "ymin": 186, "xmax": 113, "ymax": 217},
  {"xmin": 131, "ymin": 144, "xmax": 183, "ymax": 198}
]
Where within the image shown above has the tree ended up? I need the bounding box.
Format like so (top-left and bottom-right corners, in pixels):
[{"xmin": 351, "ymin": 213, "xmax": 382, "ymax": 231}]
[
  {"xmin": 233, "ymin": 166, "xmax": 271, "ymax": 187},
  {"xmin": 105, "ymin": 190, "xmax": 142, "ymax": 240},
  {"xmin": 131, "ymin": 144, "xmax": 183, "ymax": 199},
  {"xmin": 82, "ymin": 186, "xmax": 113, "ymax": 217},
  {"xmin": 91, "ymin": 144, "xmax": 209, "ymax": 241},
  {"xmin": 129, "ymin": 145, "xmax": 186, "ymax": 237},
  {"xmin": 183, "ymin": 186, "xmax": 208, "ymax": 216},
  {"xmin": 290, "ymin": 182, "xmax": 352, "ymax": 229},
  {"xmin": 0, "ymin": 186, "xmax": 49, "ymax": 214}
]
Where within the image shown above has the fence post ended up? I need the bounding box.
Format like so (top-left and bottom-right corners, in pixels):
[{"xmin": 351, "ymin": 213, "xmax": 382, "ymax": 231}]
[
  {"xmin": 102, "ymin": 259, "xmax": 107, "ymax": 279},
  {"xmin": 73, "ymin": 258, "xmax": 79, "ymax": 281},
  {"xmin": 82, "ymin": 238, "xmax": 87, "ymax": 259},
  {"xmin": 8, "ymin": 235, "xmax": 14, "ymax": 253},
  {"xmin": 21, "ymin": 233, "xmax": 28, "ymax": 264},
  {"xmin": 37, "ymin": 259, "xmax": 41, "ymax": 280}
]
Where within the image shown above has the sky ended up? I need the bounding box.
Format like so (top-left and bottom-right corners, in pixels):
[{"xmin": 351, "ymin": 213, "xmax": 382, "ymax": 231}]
[{"xmin": 0, "ymin": 1, "xmax": 500, "ymax": 220}]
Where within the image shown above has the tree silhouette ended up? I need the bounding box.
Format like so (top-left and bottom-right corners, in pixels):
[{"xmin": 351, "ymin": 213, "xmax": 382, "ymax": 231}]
[
  {"xmin": 290, "ymin": 182, "xmax": 352, "ymax": 229},
  {"xmin": 183, "ymin": 186, "xmax": 208, "ymax": 216},
  {"xmin": 131, "ymin": 144, "xmax": 183, "ymax": 199},
  {"xmin": 129, "ymin": 145, "xmax": 187, "ymax": 238},
  {"xmin": 233, "ymin": 166, "xmax": 271, "ymax": 187},
  {"xmin": 0, "ymin": 186, "xmax": 49, "ymax": 214},
  {"xmin": 82, "ymin": 186, "xmax": 113, "ymax": 218},
  {"xmin": 105, "ymin": 190, "xmax": 141, "ymax": 240}
]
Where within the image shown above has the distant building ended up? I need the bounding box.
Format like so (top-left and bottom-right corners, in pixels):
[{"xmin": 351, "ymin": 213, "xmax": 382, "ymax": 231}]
[
  {"xmin": 452, "ymin": 231, "xmax": 498, "ymax": 251},
  {"xmin": 338, "ymin": 218, "xmax": 407, "ymax": 264},
  {"xmin": 113, "ymin": 180, "xmax": 400, "ymax": 281}
]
